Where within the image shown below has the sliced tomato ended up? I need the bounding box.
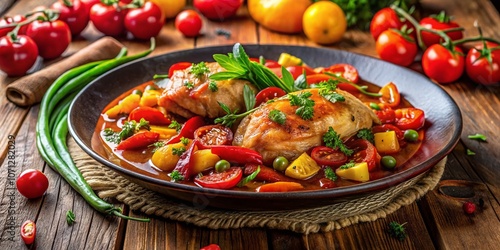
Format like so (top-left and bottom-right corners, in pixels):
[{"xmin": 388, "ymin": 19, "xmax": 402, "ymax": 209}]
[
  {"xmin": 321, "ymin": 63, "xmax": 360, "ymax": 83},
  {"xmin": 256, "ymin": 181, "xmax": 304, "ymax": 192},
  {"xmin": 375, "ymin": 107, "xmax": 396, "ymax": 124},
  {"xmin": 194, "ymin": 167, "xmax": 242, "ymax": 189},
  {"xmin": 286, "ymin": 65, "xmax": 315, "ymax": 80},
  {"xmin": 116, "ymin": 131, "xmax": 160, "ymax": 150},
  {"xmin": 168, "ymin": 62, "xmax": 192, "ymax": 77},
  {"xmin": 255, "ymin": 87, "xmax": 286, "ymax": 107},
  {"xmin": 310, "ymin": 146, "xmax": 348, "ymax": 167},
  {"xmin": 378, "ymin": 82, "xmax": 400, "ymax": 107},
  {"xmin": 194, "ymin": 125, "xmax": 233, "ymax": 147},
  {"xmin": 394, "ymin": 108, "xmax": 425, "ymax": 130},
  {"xmin": 346, "ymin": 139, "xmax": 380, "ymax": 171},
  {"xmin": 129, "ymin": 107, "xmax": 170, "ymax": 125},
  {"xmin": 21, "ymin": 220, "xmax": 36, "ymax": 245},
  {"xmin": 167, "ymin": 116, "xmax": 206, "ymax": 144},
  {"xmin": 306, "ymin": 74, "xmax": 359, "ymax": 94}
]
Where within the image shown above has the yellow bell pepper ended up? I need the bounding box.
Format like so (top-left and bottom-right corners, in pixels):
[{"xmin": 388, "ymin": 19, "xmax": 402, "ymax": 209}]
[
  {"xmin": 374, "ymin": 131, "xmax": 400, "ymax": 154},
  {"xmin": 191, "ymin": 149, "xmax": 220, "ymax": 174},
  {"xmin": 105, "ymin": 93, "xmax": 140, "ymax": 119},
  {"xmin": 150, "ymin": 125, "xmax": 178, "ymax": 140},
  {"xmin": 335, "ymin": 162, "xmax": 370, "ymax": 182},
  {"xmin": 285, "ymin": 152, "xmax": 320, "ymax": 180},
  {"xmin": 277, "ymin": 53, "xmax": 304, "ymax": 67},
  {"xmin": 247, "ymin": 0, "xmax": 312, "ymax": 34},
  {"xmin": 139, "ymin": 89, "xmax": 162, "ymax": 107}
]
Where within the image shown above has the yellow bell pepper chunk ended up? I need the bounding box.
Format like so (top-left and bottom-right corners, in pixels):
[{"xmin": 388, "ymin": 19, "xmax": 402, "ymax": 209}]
[
  {"xmin": 139, "ymin": 89, "xmax": 162, "ymax": 107},
  {"xmin": 150, "ymin": 125, "xmax": 178, "ymax": 140},
  {"xmin": 374, "ymin": 131, "xmax": 400, "ymax": 154},
  {"xmin": 277, "ymin": 52, "xmax": 304, "ymax": 67},
  {"xmin": 191, "ymin": 149, "xmax": 220, "ymax": 174},
  {"xmin": 105, "ymin": 94, "xmax": 140, "ymax": 119},
  {"xmin": 285, "ymin": 153, "xmax": 320, "ymax": 180},
  {"xmin": 335, "ymin": 162, "xmax": 370, "ymax": 182}
]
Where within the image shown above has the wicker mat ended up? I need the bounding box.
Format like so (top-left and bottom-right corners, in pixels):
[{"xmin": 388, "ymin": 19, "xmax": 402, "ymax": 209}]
[{"xmin": 68, "ymin": 138, "xmax": 446, "ymax": 234}]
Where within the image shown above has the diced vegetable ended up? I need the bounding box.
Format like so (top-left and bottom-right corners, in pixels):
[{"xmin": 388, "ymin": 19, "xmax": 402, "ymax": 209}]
[
  {"xmin": 285, "ymin": 153, "xmax": 321, "ymax": 180},
  {"xmin": 139, "ymin": 89, "xmax": 162, "ymax": 107},
  {"xmin": 191, "ymin": 149, "xmax": 220, "ymax": 174},
  {"xmin": 374, "ymin": 131, "xmax": 400, "ymax": 154},
  {"xmin": 151, "ymin": 141, "xmax": 190, "ymax": 171},
  {"xmin": 277, "ymin": 52, "xmax": 303, "ymax": 67},
  {"xmin": 150, "ymin": 125, "xmax": 178, "ymax": 139},
  {"xmin": 105, "ymin": 93, "xmax": 141, "ymax": 119},
  {"xmin": 256, "ymin": 181, "xmax": 304, "ymax": 192},
  {"xmin": 335, "ymin": 162, "xmax": 370, "ymax": 182},
  {"xmin": 116, "ymin": 131, "xmax": 159, "ymax": 150}
]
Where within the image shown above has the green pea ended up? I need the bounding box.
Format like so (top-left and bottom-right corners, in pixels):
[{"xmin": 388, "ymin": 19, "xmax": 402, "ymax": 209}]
[
  {"xmin": 369, "ymin": 102, "xmax": 381, "ymax": 110},
  {"xmin": 144, "ymin": 85, "xmax": 157, "ymax": 91},
  {"xmin": 273, "ymin": 156, "xmax": 289, "ymax": 172},
  {"xmin": 215, "ymin": 160, "xmax": 230, "ymax": 173},
  {"xmin": 404, "ymin": 129, "xmax": 419, "ymax": 142},
  {"xmin": 131, "ymin": 89, "xmax": 143, "ymax": 96},
  {"xmin": 381, "ymin": 156, "xmax": 397, "ymax": 169}
]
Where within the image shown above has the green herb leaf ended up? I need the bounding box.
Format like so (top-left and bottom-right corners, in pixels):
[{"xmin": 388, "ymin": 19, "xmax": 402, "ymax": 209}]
[
  {"xmin": 149, "ymin": 141, "xmax": 165, "ymax": 152},
  {"xmin": 387, "ymin": 221, "xmax": 408, "ymax": 241},
  {"xmin": 170, "ymin": 170, "xmax": 184, "ymax": 182},
  {"xmin": 268, "ymin": 109, "xmax": 286, "ymax": 125},
  {"xmin": 468, "ymin": 133, "xmax": 487, "ymax": 142},
  {"xmin": 243, "ymin": 85, "xmax": 256, "ymax": 111},
  {"xmin": 66, "ymin": 210, "xmax": 76, "ymax": 225},
  {"xmin": 237, "ymin": 166, "xmax": 261, "ymax": 187},
  {"xmin": 168, "ymin": 120, "xmax": 182, "ymax": 132},
  {"xmin": 357, "ymin": 128, "xmax": 374, "ymax": 143},
  {"xmin": 323, "ymin": 127, "xmax": 354, "ymax": 156},
  {"xmin": 212, "ymin": 54, "xmax": 246, "ymax": 73},
  {"xmin": 209, "ymin": 71, "xmax": 246, "ymax": 81},
  {"xmin": 208, "ymin": 81, "xmax": 218, "ymax": 92},
  {"xmin": 172, "ymin": 146, "xmax": 187, "ymax": 156},
  {"xmin": 103, "ymin": 128, "xmax": 120, "ymax": 144},
  {"xmin": 189, "ymin": 62, "xmax": 210, "ymax": 78},
  {"xmin": 180, "ymin": 137, "xmax": 189, "ymax": 145},
  {"xmin": 324, "ymin": 167, "xmax": 337, "ymax": 181},
  {"xmin": 339, "ymin": 161, "xmax": 356, "ymax": 169},
  {"xmin": 466, "ymin": 149, "xmax": 476, "ymax": 156},
  {"xmin": 184, "ymin": 81, "xmax": 194, "ymax": 90},
  {"xmin": 289, "ymin": 91, "xmax": 315, "ymax": 120},
  {"xmin": 281, "ymin": 66, "xmax": 295, "ymax": 89},
  {"xmin": 294, "ymin": 72, "xmax": 307, "ymax": 90}
]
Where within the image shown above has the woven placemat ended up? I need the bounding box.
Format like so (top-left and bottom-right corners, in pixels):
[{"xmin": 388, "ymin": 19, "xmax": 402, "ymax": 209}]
[{"xmin": 69, "ymin": 138, "xmax": 445, "ymax": 234}]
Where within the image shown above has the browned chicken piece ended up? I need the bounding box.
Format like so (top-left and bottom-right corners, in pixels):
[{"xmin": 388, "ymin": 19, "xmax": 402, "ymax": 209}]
[
  {"xmin": 158, "ymin": 62, "xmax": 256, "ymax": 119},
  {"xmin": 233, "ymin": 88, "xmax": 380, "ymax": 163}
]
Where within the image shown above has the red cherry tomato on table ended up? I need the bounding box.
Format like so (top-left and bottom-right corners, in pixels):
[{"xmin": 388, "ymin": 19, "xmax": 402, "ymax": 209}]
[
  {"xmin": 51, "ymin": 0, "xmax": 90, "ymax": 36},
  {"xmin": 419, "ymin": 12, "xmax": 463, "ymax": 48},
  {"xmin": 90, "ymin": 3, "xmax": 127, "ymax": 36},
  {"xmin": 370, "ymin": 7, "xmax": 414, "ymax": 40},
  {"xmin": 422, "ymin": 44, "xmax": 464, "ymax": 84},
  {"xmin": 194, "ymin": 0, "xmax": 242, "ymax": 21},
  {"xmin": 376, "ymin": 29, "xmax": 417, "ymax": 67},
  {"xmin": 465, "ymin": 42, "xmax": 500, "ymax": 85},
  {"xmin": 80, "ymin": 0, "xmax": 100, "ymax": 14},
  {"xmin": 21, "ymin": 220, "xmax": 36, "ymax": 245},
  {"xmin": 116, "ymin": 131, "xmax": 160, "ymax": 150},
  {"xmin": 124, "ymin": 1, "xmax": 164, "ymax": 39},
  {"xmin": 310, "ymin": 146, "xmax": 348, "ymax": 167},
  {"xmin": 194, "ymin": 167, "xmax": 243, "ymax": 189},
  {"xmin": 0, "ymin": 35, "xmax": 39, "ymax": 76},
  {"xmin": 0, "ymin": 15, "xmax": 28, "ymax": 37},
  {"xmin": 200, "ymin": 244, "xmax": 221, "ymax": 250},
  {"xmin": 129, "ymin": 106, "xmax": 171, "ymax": 125},
  {"xmin": 378, "ymin": 82, "xmax": 400, "ymax": 108},
  {"xmin": 394, "ymin": 108, "xmax": 425, "ymax": 130},
  {"xmin": 346, "ymin": 139, "xmax": 380, "ymax": 171},
  {"xmin": 16, "ymin": 169, "xmax": 49, "ymax": 199},
  {"xmin": 26, "ymin": 19, "xmax": 71, "ymax": 60},
  {"xmin": 254, "ymin": 86, "xmax": 286, "ymax": 107},
  {"xmin": 175, "ymin": 10, "xmax": 202, "ymax": 37}
]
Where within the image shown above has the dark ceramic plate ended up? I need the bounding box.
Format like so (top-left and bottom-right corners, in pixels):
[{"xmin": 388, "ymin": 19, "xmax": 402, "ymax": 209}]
[{"xmin": 68, "ymin": 44, "xmax": 462, "ymax": 211}]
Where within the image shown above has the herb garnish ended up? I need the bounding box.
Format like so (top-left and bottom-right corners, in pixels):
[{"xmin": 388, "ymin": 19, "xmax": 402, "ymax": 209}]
[
  {"xmin": 172, "ymin": 146, "xmax": 187, "ymax": 156},
  {"xmin": 170, "ymin": 170, "xmax": 184, "ymax": 182},
  {"xmin": 387, "ymin": 221, "xmax": 408, "ymax": 241},
  {"xmin": 324, "ymin": 167, "xmax": 337, "ymax": 181},
  {"xmin": 189, "ymin": 61, "xmax": 210, "ymax": 78},
  {"xmin": 184, "ymin": 81, "xmax": 194, "ymax": 89},
  {"xmin": 316, "ymin": 79, "xmax": 346, "ymax": 103},
  {"xmin": 322, "ymin": 72, "xmax": 382, "ymax": 97},
  {"xmin": 149, "ymin": 141, "xmax": 165, "ymax": 152},
  {"xmin": 468, "ymin": 133, "xmax": 487, "ymax": 142},
  {"xmin": 243, "ymin": 85, "xmax": 256, "ymax": 111},
  {"xmin": 208, "ymin": 81, "xmax": 218, "ymax": 92},
  {"xmin": 103, "ymin": 118, "xmax": 150, "ymax": 144},
  {"xmin": 168, "ymin": 120, "xmax": 182, "ymax": 132},
  {"xmin": 339, "ymin": 161, "xmax": 356, "ymax": 169},
  {"xmin": 215, "ymin": 87, "xmax": 258, "ymax": 127},
  {"xmin": 356, "ymin": 128, "xmax": 374, "ymax": 143},
  {"xmin": 180, "ymin": 137, "xmax": 189, "ymax": 145},
  {"xmin": 269, "ymin": 109, "xmax": 286, "ymax": 125},
  {"xmin": 66, "ymin": 210, "xmax": 76, "ymax": 225},
  {"xmin": 323, "ymin": 127, "xmax": 354, "ymax": 156},
  {"xmin": 289, "ymin": 91, "xmax": 315, "ymax": 120}
]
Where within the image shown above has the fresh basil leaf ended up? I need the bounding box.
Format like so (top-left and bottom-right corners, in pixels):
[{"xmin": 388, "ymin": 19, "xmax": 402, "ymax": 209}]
[
  {"xmin": 233, "ymin": 43, "xmax": 251, "ymax": 70},
  {"xmin": 210, "ymin": 71, "xmax": 246, "ymax": 81},
  {"xmin": 243, "ymin": 85, "xmax": 256, "ymax": 111},
  {"xmin": 213, "ymin": 54, "xmax": 245, "ymax": 73},
  {"xmin": 281, "ymin": 66, "xmax": 295, "ymax": 90},
  {"xmin": 294, "ymin": 72, "xmax": 307, "ymax": 90}
]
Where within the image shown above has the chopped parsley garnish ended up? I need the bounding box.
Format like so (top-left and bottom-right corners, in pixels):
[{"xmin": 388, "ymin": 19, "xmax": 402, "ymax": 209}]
[
  {"xmin": 215, "ymin": 102, "xmax": 257, "ymax": 127},
  {"xmin": 288, "ymin": 91, "xmax": 315, "ymax": 120},
  {"xmin": 356, "ymin": 128, "xmax": 374, "ymax": 143},
  {"xmin": 468, "ymin": 133, "xmax": 487, "ymax": 142},
  {"xmin": 66, "ymin": 210, "xmax": 76, "ymax": 225},
  {"xmin": 339, "ymin": 161, "xmax": 356, "ymax": 170},
  {"xmin": 189, "ymin": 61, "xmax": 210, "ymax": 78},
  {"xmin": 323, "ymin": 127, "xmax": 354, "ymax": 156},
  {"xmin": 324, "ymin": 167, "xmax": 337, "ymax": 181},
  {"xmin": 168, "ymin": 120, "xmax": 182, "ymax": 132},
  {"xmin": 149, "ymin": 141, "xmax": 165, "ymax": 152},
  {"xmin": 103, "ymin": 128, "xmax": 120, "ymax": 144},
  {"xmin": 170, "ymin": 170, "xmax": 184, "ymax": 182},
  {"xmin": 180, "ymin": 137, "xmax": 189, "ymax": 145},
  {"xmin": 208, "ymin": 81, "xmax": 218, "ymax": 92},
  {"xmin": 268, "ymin": 109, "xmax": 286, "ymax": 125},
  {"xmin": 103, "ymin": 118, "xmax": 150, "ymax": 144},
  {"xmin": 172, "ymin": 146, "xmax": 186, "ymax": 156},
  {"xmin": 387, "ymin": 221, "xmax": 408, "ymax": 241},
  {"xmin": 184, "ymin": 81, "xmax": 194, "ymax": 89},
  {"xmin": 315, "ymin": 79, "xmax": 345, "ymax": 103}
]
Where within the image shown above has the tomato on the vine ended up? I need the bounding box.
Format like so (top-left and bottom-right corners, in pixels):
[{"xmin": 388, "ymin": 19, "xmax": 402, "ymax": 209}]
[
  {"xmin": 422, "ymin": 44, "xmax": 464, "ymax": 84},
  {"xmin": 175, "ymin": 10, "xmax": 202, "ymax": 37},
  {"xmin": 90, "ymin": 2, "xmax": 128, "ymax": 36},
  {"xmin": 465, "ymin": 42, "xmax": 500, "ymax": 85},
  {"xmin": 51, "ymin": 0, "xmax": 90, "ymax": 36},
  {"xmin": 16, "ymin": 169, "xmax": 49, "ymax": 199},
  {"xmin": 0, "ymin": 34, "xmax": 38, "ymax": 76},
  {"xmin": 419, "ymin": 11, "xmax": 463, "ymax": 48},
  {"xmin": 26, "ymin": 10, "xmax": 72, "ymax": 60},
  {"xmin": 0, "ymin": 15, "xmax": 28, "ymax": 37},
  {"xmin": 376, "ymin": 29, "xmax": 417, "ymax": 67},
  {"xmin": 80, "ymin": 0, "xmax": 100, "ymax": 14},
  {"xmin": 124, "ymin": 1, "xmax": 164, "ymax": 39},
  {"xmin": 194, "ymin": 0, "xmax": 242, "ymax": 21},
  {"xmin": 370, "ymin": 7, "xmax": 414, "ymax": 40}
]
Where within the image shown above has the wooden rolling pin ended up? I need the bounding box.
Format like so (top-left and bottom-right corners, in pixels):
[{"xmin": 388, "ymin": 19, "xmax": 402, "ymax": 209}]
[{"xmin": 6, "ymin": 37, "xmax": 124, "ymax": 107}]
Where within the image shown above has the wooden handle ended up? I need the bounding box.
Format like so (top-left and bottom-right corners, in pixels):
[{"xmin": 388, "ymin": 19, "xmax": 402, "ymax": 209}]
[{"xmin": 6, "ymin": 37, "xmax": 124, "ymax": 107}]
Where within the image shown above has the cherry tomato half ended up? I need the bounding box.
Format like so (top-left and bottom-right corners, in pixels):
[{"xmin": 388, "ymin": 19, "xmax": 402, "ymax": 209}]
[
  {"xmin": 194, "ymin": 167, "xmax": 242, "ymax": 189},
  {"xmin": 321, "ymin": 63, "xmax": 360, "ymax": 83},
  {"xmin": 21, "ymin": 220, "xmax": 36, "ymax": 245},
  {"xmin": 129, "ymin": 106, "xmax": 170, "ymax": 125},
  {"xmin": 116, "ymin": 131, "xmax": 160, "ymax": 150},
  {"xmin": 16, "ymin": 169, "xmax": 49, "ymax": 199},
  {"xmin": 175, "ymin": 10, "xmax": 202, "ymax": 37},
  {"xmin": 346, "ymin": 139, "xmax": 380, "ymax": 171},
  {"xmin": 394, "ymin": 108, "xmax": 425, "ymax": 130},
  {"xmin": 465, "ymin": 42, "xmax": 500, "ymax": 85},
  {"xmin": 310, "ymin": 146, "xmax": 348, "ymax": 167},
  {"xmin": 375, "ymin": 106, "xmax": 396, "ymax": 124},
  {"xmin": 378, "ymin": 82, "xmax": 400, "ymax": 107},
  {"xmin": 376, "ymin": 29, "xmax": 417, "ymax": 67},
  {"xmin": 254, "ymin": 87, "xmax": 286, "ymax": 107},
  {"xmin": 194, "ymin": 125, "xmax": 233, "ymax": 147},
  {"xmin": 422, "ymin": 44, "xmax": 464, "ymax": 84}
]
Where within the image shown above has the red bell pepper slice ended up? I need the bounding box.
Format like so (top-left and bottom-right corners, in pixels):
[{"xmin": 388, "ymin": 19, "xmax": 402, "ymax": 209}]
[
  {"xmin": 346, "ymin": 139, "xmax": 380, "ymax": 171},
  {"xmin": 172, "ymin": 139, "xmax": 198, "ymax": 180},
  {"xmin": 116, "ymin": 131, "xmax": 159, "ymax": 150},
  {"xmin": 394, "ymin": 108, "xmax": 425, "ymax": 130},
  {"xmin": 129, "ymin": 107, "xmax": 171, "ymax": 125},
  {"xmin": 168, "ymin": 62, "xmax": 192, "ymax": 77},
  {"xmin": 167, "ymin": 116, "xmax": 205, "ymax": 144},
  {"xmin": 378, "ymin": 82, "xmax": 400, "ymax": 108},
  {"xmin": 194, "ymin": 167, "xmax": 243, "ymax": 189},
  {"xmin": 210, "ymin": 145, "xmax": 263, "ymax": 165}
]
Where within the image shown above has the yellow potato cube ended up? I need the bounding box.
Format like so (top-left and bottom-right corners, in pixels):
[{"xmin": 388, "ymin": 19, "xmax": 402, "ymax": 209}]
[
  {"xmin": 374, "ymin": 131, "xmax": 400, "ymax": 154},
  {"xmin": 335, "ymin": 162, "xmax": 370, "ymax": 182},
  {"xmin": 191, "ymin": 149, "xmax": 220, "ymax": 174}
]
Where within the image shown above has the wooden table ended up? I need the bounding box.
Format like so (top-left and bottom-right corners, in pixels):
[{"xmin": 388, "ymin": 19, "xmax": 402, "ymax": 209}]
[{"xmin": 1, "ymin": 0, "xmax": 499, "ymax": 249}]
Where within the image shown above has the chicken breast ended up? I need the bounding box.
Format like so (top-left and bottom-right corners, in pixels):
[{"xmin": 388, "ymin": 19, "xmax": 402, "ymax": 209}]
[
  {"xmin": 233, "ymin": 88, "xmax": 380, "ymax": 163},
  {"xmin": 158, "ymin": 62, "xmax": 256, "ymax": 119}
]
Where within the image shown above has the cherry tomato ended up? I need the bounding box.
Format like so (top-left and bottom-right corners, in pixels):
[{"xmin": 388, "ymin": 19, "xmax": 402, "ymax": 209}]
[
  {"xmin": 200, "ymin": 244, "xmax": 221, "ymax": 250},
  {"xmin": 0, "ymin": 34, "xmax": 39, "ymax": 76},
  {"xmin": 321, "ymin": 63, "xmax": 359, "ymax": 83},
  {"xmin": 370, "ymin": 7, "xmax": 413, "ymax": 40},
  {"xmin": 124, "ymin": 1, "xmax": 163, "ymax": 39},
  {"xmin": 16, "ymin": 169, "xmax": 49, "ymax": 199},
  {"xmin": 374, "ymin": 105, "xmax": 396, "ymax": 124},
  {"xmin": 286, "ymin": 65, "xmax": 315, "ymax": 80},
  {"xmin": 80, "ymin": 0, "xmax": 100, "ymax": 14},
  {"xmin": 376, "ymin": 29, "xmax": 417, "ymax": 67},
  {"xmin": 116, "ymin": 131, "xmax": 160, "ymax": 150},
  {"xmin": 21, "ymin": 220, "xmax": 36, "ymax": 245},
  {"xmin": 51, "ymin": 0, "xmax": 90, "ymax": 36},
  {"xmin": 422, "ymin": 44, "xmax": 464, "ymax": 84},
  {"xmin": 318, "ymin": 177, "xmax": 337, "ymax": 189},
  {"xmin": 346, "ymin": 139, "xmax": 379, "ymax": 171},
  {"xmin": 249, "ymin": 57, "xmax": 281, "ymax": 68},
  {"xmin": 378, "ymin": 82, "xmax": 400, "ymax": 107},
  {"xmin": 175, "ymin": 10, "xmax": 202, "ymax": 37},
  {"xmin": 168, "ymin": 61, "xmax": 192, "ymax": 77},
  {"xmin": 194, "ymin": 167, "xmax": 242, "ymax": 189},
  {"xmin": 193, "ymin": 0, "xmax": 242, "ymax": 21},
  {"xmin": 310, "ymin": 146, "xmax": 348, "ymax": 167},
  {"xmin": 465, "ymin": 42, "xmax": 500, "ymax": 85},
  {"xmin": 26, "ymin": 18, "xmax": 71, "ymax": 60},
  {"xmin": 254, "ymin": 87, "xmax": 286, "ymax": 107},
  {"xmin": 419, "ymin": 12, "xmax": 463, "ymax": 48},
  {"xmin": 90, "ymin": 2, "xmax": 127, "ymax": 36},
  {"xmin": 194, "ymin": 125, "xmax": 233, "ymax": 147},
  {"xmin": 394, "ymin": 108, "xmax": 425, "ymax": 130},
  {"xmin": 129, "ymin": 106, "xmax": 170, "ymax": 125},
  {"xmin": 0, "ymin": 15, "xmax": 28, "ymax": 37},
  {"xmin": 305, "ymin": 74, "xmax": 359, "ymax": 94}
]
